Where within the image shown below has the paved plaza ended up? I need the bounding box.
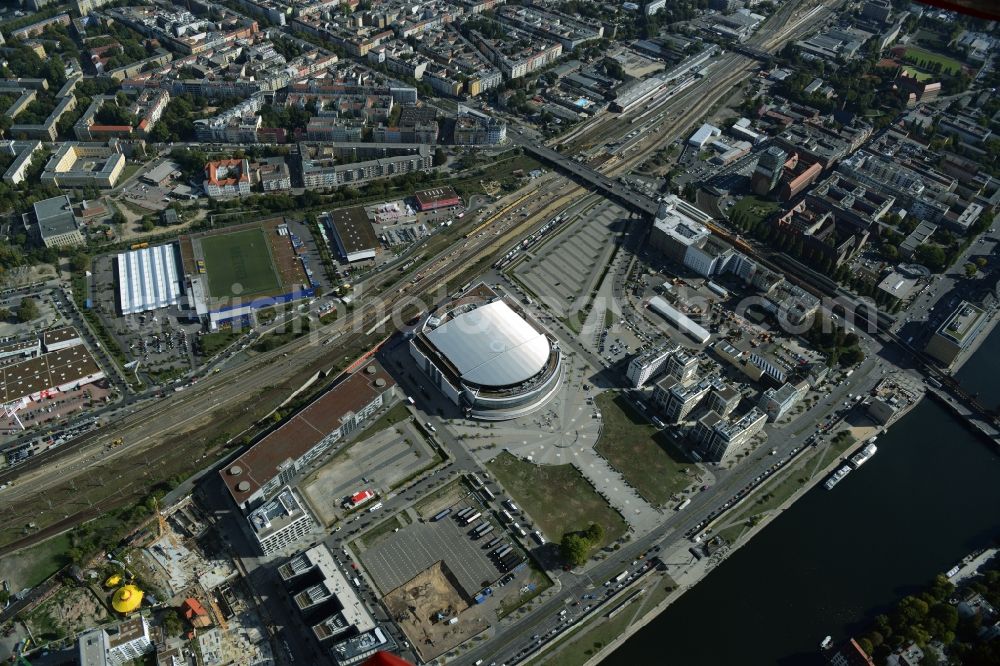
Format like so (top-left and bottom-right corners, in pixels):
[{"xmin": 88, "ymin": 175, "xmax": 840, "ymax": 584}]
[{"xmin": 448, "ymin": 353, "xmax": 663, "ymax": 532}]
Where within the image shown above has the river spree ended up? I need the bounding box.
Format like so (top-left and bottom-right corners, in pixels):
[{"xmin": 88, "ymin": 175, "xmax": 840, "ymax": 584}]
[{"xmin": 605, "ymin": 363, "xmax": 1000, "ymax": 665}]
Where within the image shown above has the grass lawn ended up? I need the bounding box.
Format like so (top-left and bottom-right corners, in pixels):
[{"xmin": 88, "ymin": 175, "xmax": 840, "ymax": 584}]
[
  {"xmin": 0, "ymin": 532, "xmax": 72, "ymax": 590},
  {"xmin": 198, "ymin": 330, "xmax": 238, "ymax": 357},
  {"xmin": 200, "ymin": 228, "xmax": 281, "ymax": 298},
  {"xmin": 903, "ymin": 47, "xmax": 963, "ymax": 75},
  {"xmin": 902, "ymin": 65, "xmax": 933, "ymax": 81},
  {"xmin": 356, "ymin": 401, "xmax": 411, "ymax": 441},
  {"xmin": 594, "ymin": 393, "xmax": 694, "ymax": 506},
  {"xmin": 730, "ymin": 194, "xmax": 779, "ymax": 227},
  {"xmin": 498, "ymin": 561, "xmax": 553, "ymax": 618},
  {"xmin": 487, "ymin": 452, "xmax": 626, "ymax": 549}
]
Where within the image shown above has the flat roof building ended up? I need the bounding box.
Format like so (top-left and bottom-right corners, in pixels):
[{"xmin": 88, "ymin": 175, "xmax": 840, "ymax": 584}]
[
  {"xmin": 925, "ymin": 301, "xmax": 988, "ymax": 366},
  {"xmin": 1, "ymin": 343, "xmax": 105, "ymax": 403},
  {"xmin": 322, "ymin": 208, "xmax": 379, "ymax": 263},
  {"xmin": 414, "ymin": 186, "xmax": 461, "ymax": 211},
  {"xmin": 116, "ymin": 244, "xmax": 184, "ymax": 315},
  {"xmin": 248, "ymin": 487, "xmax": 315, "ymax": 556},
  {"xmin": 41, "ymin": 142, "xmax": 126, "ymax": 189},
  {"xmin": 33, "ymin": 195, "xmax": 84, "ymax": 248},
  {"xmin": 221, "ymin": 362, "xmax": 396, "ymax": 510}
]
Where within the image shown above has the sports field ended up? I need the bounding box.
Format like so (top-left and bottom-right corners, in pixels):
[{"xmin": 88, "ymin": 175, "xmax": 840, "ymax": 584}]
[
  {"xmin": 200, "ymin": 228, "xmax": 281, "ymax": 298},
  {"xmin": 903, "ymin": 47, "xmax": 963, "ymax": 75}
]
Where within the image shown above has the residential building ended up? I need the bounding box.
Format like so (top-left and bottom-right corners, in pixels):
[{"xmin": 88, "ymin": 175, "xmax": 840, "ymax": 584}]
[
  {"xmin": 665, "ymin": 349, "xmax": 699, "ymax": 382},
  {"xmin": 626, "ymin": 344, "xmax": 677, "ymax": 388},
  {"xmin": 759, "ymin": 382, "xmax": 804, "ymax": 421},
  {"xmin": 78, "ymin": 617, "xmax": 154, "ymax": 666},
  {"xmin": 203, "ymin": 159, "xmax": 252, "ymax": 198},
  {"xmin": 454, "ymin": 106, "xmax": 507, "ymax": 145},
  {"xmin": 471, "ymin": 26, "xmax": 563, "ymax": 79},
  {"xmin": 702, "ymin": 407, "xmax": 767, "ymax": 461},
  {"xmin": 257, "ymin": 157, "xmax": 291, "ymax": 192},
  {"xmin": 707, "ymin": 383, "xmax": 742, "ymax": 417}
]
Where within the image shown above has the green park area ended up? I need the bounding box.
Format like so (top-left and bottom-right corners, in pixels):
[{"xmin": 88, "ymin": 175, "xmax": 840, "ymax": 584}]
[
  {"xmin": 487, "ymin": 452, "xmax": 626, "ymax": 549},
  {"xmin": 729, "ymin": 194, "xmax": 780, "ymax": 228},
  {"xmin": 594, "ymin": 392, "xmax": 694, "ymax": 506},
  {"xmin": 200, "ymin": 227, "xmax": 281, "ymax": 298},
  {"xmin": 903, "ymin": 47, "xmax": 963, "ymax": 75},
  {"xmin": 902, "ymin": 65, "xmax": 933, "ymax": 81}
]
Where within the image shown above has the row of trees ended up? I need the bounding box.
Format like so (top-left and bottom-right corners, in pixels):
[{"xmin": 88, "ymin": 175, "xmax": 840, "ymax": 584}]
[{"xmin": 802, "ymin": 316, "xmax": 866, "ymax": 367}]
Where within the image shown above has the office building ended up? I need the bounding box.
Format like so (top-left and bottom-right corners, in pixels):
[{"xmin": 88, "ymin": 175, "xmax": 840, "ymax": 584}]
[
  {"xmin": 759, "ymin": 382, "xmax": 804, "ymax": 421},
  {"xmin": 626, "ymin": 344, "xmax": 676, "ymax": 388},
  {"xmin": 924, "ymin": 301, "xmax": 988, "ymax": 367},
  {"xmin": 751, "ymin": 146, "xmax": 788, "ymax": 196}
]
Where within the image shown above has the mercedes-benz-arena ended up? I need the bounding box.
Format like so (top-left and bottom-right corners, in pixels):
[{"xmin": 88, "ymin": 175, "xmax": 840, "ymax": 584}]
[{"xmin": 409, "ymin": 283, "xmax": 562, "ymax": 420}]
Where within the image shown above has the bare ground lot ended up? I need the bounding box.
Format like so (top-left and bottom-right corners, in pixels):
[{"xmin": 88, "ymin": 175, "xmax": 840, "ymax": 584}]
[{"xmin": 383, "ymin": 561, "xmax": 477, "ymax": 662}]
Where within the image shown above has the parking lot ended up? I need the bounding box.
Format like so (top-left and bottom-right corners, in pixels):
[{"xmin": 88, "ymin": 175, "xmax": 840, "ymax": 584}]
[
  {"xmin": 302, "ymin": 419, "xmax": 439, "ymax": 526},
  {"xmin": 359, "ymin": 507, "xmax": 505, "ymax": 598},
  {"xmin": 121, "ymin": 181, "xmax": 172, "ymax": 211},
  {"xmin": 89, "ymin": 251, "xmax": 201, "ymax": 383},
  {"xmin": 515, "ymin": 200, "xmax": 626, "ymax": 317}
]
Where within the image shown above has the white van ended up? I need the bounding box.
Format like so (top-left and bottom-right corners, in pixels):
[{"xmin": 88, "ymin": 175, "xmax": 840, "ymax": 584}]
[{"xmin": 368, "ymin": 502, "xmax": 383, "ymax": 512}]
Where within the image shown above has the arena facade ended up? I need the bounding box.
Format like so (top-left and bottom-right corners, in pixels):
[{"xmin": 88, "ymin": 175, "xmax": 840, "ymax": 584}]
[{"xmin": 409, "ymin": 283, "xmax": 562, "ymax": 420}]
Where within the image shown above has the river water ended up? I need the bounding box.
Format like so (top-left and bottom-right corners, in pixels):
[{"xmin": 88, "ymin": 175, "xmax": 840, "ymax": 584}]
[{"xmin": 604, "ymin": 327, "xmax": 1000, "ymax": 666}]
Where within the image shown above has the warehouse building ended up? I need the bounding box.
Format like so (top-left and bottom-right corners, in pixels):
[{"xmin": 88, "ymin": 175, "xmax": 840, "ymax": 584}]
[
  {"xmin": 409, "ymin": 283, "xmax": 561, "ymax": 420},
  {"xmin": 321, "ymin": 208, "xmax": 379, "ymax": 263},
  {"xmin": 116, "ymin": 244, "xmax": 184, "ymax": 315},
  {"xmin": 414, "ymin": 186, "xmax": 462, "ymax": 211}
]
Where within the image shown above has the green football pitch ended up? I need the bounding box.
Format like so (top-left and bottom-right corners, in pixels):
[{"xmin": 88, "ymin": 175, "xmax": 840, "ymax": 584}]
[{"xmin": 200, "ymin": 228, "xmax": 281, "ymax": 298}]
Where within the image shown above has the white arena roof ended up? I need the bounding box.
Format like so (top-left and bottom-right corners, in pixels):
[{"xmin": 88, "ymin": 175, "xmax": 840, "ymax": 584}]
[
  {"xmin": 425, "ymin": 300, "xmax": 550, "ymax": 387},
  {"xmin": 117, "ymin": 244, "xmax": 183, "ymax": 315}
]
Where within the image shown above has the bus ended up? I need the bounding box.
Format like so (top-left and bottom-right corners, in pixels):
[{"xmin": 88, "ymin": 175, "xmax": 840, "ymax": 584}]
[
  {"xmin": 676, "ymin": 498, "xmax": 691, "ymax": 511},
  {"xmin": 469, "ymin": 473, "xmax": 483, "ymax": 487},
  {"xmin": 463, "ymin": 512, "xmax": 482, "ymax": 525}
]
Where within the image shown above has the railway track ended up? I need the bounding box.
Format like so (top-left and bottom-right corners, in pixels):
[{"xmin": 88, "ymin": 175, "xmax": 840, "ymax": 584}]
[{"xmin": 0, "ymin": 0, "xmax": 841, "ymax": 554}]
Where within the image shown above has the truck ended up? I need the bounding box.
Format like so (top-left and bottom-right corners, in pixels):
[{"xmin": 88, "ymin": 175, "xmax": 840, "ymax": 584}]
[
  {"xmin": 485, "ymin": 537, "xmax": 503, "ymax": 549},
  {"xmin": 456, "ymin": 507, "xmax": 474, "ymax": 520},
  {"xmin": 494, "ymin": 545, "xmax": 514, "ymax": 559},
  {"xmin": 531, "ymin": 530, "xmax": 546, "ymax": 545},
  {"xmin": 463, "ymin": 512, "xmax": 482, "ymax": 526},
  {"xmin": 676, "ymin": 498, "xmax": 692, "ymax": 511},
  {"xmin": 499, "ymin": 510, "xmax": 513, "ymax": 523},
  {"xmin": 480, "ymin": 486, "xmax": 496, "ymax": 500},
  {"xmin": 614, "ymin": 571, "xmax": 629, "ymax": 584},
  {"xmin": 469, "ymin": 473, "xmax": 483, "ymax": 487},
  {"xmin": 432, "ymin": 508, "xmax": 452, "ymax": 522},
  {"xmin": 503, "ymin": 500, "xmax": 519, "ymax": 513},
  {"xmin": 475, "ymin": 524, "xmax": 495, "ymax": 538}
]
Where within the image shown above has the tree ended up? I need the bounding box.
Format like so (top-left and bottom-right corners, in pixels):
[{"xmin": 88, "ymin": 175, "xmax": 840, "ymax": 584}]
[
  {"xmin": 560, "ymin": 533, "xmax": 591, "ymax": 567},
  {"xmin": 964, "ymin": 262, "xmax": 978, "ymax": 277},
  {"xmin": 0, "ymin": 307, "xmax": 10, "ymax": 321},
  {"xmin": 70, "ymin": 252, "xmax": 90, "ymax": 273},
  {"xmin": 161, "ymin": 609, "xmax": 185, "ymax": 637},
  {"xmin": 433, "ymin": 148, "xmax": 447, "ymax": 167},
  {"xmin": 17, "ymin": 297, "xmax": 39, "ymax": 322},
  {"xmin": 915, "ymin": 244, "xmax": 947, "ymax": 271}
]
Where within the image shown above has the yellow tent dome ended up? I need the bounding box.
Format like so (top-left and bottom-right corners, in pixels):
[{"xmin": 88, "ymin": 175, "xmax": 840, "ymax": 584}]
[
  {"xmin": 105, "ymin": 574, "xmax": 122, "ymax": 588},
  {"xmin": 112, "ymin": 584, "xmax": 143, "ymax": 614}
]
